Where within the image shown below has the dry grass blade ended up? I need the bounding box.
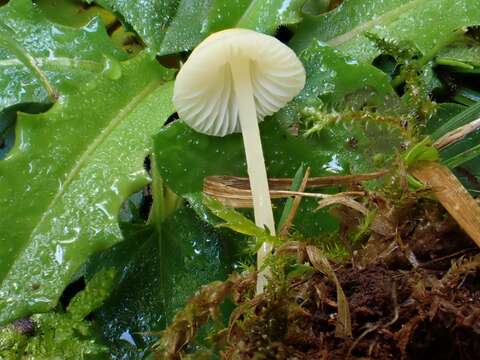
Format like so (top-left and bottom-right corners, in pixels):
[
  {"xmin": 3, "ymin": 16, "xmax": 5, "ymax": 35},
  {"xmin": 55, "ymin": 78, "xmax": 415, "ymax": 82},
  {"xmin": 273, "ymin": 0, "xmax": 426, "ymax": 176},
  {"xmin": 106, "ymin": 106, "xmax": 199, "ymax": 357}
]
[
  {"xmin": 411, "ymin": 162, "xmax": 480, "ymax": 249},
  {"xmin": 204, "ymin": 175, "xmax": 367, "ymax": 208},
  {"xmin": 206, "ymin": 171, "xmax": 387, "ymax": 191},
  {"xmin": 433, "ymin": 118, "xmax": 480, "ymax": 150},
  {"xmin": 306, "ymin": 245, "xmax": 352, "ymax": 338}
]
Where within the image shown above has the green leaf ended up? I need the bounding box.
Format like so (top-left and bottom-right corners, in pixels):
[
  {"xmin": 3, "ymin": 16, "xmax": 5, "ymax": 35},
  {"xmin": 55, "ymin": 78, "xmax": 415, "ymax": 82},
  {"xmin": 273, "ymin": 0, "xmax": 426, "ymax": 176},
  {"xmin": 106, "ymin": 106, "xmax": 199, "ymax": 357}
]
[
  {"xmin": 37, "ymin": 0, "xmax": 117, "ymax": 28},
  {"xmin": 94, "ymin": 0, "xmax": 306, "ymax": 55},
  {"xmin": 306, "ymin": 114, "xmax": 408, "ymax": 175},
  {"xmin": 153, "ymin": 119, "xmax": 340, "ymax": 237},
  {"xmin": 87, "ymin": 207, "xmax": 240, "ymax": 359},
  {"xmin": 443, "ymin": 143, "xmax": 480, "ymax": 169},
  {"xmin": 436, "ymin": 41, "xmax": 480, "ymax": 70},
  {"xmin": 67, "ymin": 267, "xmax": 117, "ymax": 321},
  {"xmin": 0, "ymin": 53, "xmax": 175, "ymax": 324},
  {"xmin": 403, "ymin": 137, "xmax": 439, "ymax": 167},
  {"xmin": 423, "ymin": 102, "xmax": 466, "ymax": 136},
  {"xmin": 153, "ymin": 115, "xmax": 405, "ymax": 236},
  {"xmin": 154, "ymin": 118, "xmax": 332, "ymax": 195},
  {"xmin": 290, "ymin": 0, "xmax": 480, "ymax": 62},
  {"xmin": 277, "ymin": 41, "xmax": 398, "ymax": 127},
  {"xmin": 431, "ymin": 101, "xmax": 480, "ymax": 139},
  {"xmin": 0, "ymin": 0, "xmax": 127, "ymax": 113},
  {"xmin": 203, "ymin": 195, "xmax": 276, "ymax": 243},
  {"xmin": 0, "ymin": 269, "xmax": 116, "ymax": 359},
  {"xmin": 277, "ymin": 163, "xmax": 307, "ymax": 233}
]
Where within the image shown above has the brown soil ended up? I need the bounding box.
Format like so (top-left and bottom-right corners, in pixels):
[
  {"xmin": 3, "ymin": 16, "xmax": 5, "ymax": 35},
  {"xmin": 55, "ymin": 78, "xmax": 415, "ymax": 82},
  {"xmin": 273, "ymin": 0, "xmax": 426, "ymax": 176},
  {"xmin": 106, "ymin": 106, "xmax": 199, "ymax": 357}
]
[{"xmin": 155, "ymin": 201, "xmax": 480, "ymax": 360}]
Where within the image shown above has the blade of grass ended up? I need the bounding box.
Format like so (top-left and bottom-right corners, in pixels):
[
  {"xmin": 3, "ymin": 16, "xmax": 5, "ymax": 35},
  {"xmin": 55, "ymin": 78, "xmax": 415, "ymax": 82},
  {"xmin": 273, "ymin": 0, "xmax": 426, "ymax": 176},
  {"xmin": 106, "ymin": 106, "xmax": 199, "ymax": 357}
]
[
  {"xmin": 278, "ymin": 167, "xmax": 310, "ymax": 237},
  {"xmin": 431, "ymin": 102, "xmax": 480, "ymax": 140},
  {"xmin": 277, "ymin": 163, "xmax": 307, "ymax": 234},
  {"xmin": 443, "ymin": 143, "xmax": 480, "ymax": 169}
]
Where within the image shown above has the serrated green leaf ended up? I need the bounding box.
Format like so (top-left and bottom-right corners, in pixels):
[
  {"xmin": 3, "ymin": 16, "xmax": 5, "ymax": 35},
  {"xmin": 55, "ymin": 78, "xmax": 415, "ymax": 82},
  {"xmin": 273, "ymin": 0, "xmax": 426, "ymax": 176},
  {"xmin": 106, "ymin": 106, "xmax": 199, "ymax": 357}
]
[
  {"xmin": 307, "ymin": 115, "xmax": 408, "ymax": 176},
  {"xmin": 437, "ymin": 42, "xmax": 480, "ymax": 70},
  {"xmin": 0, "ymin": 0, "xmax": 127, "ymax": 113},
  {"xmin": 0, "ymin": 53, "xmax": 175, "ymax": 324},
  {"xmin": 204, "ymin": 195, "xmax": 272, "ymax": 239},
  {"xmin": 290, "ymin": 0, "xmax": 480, "ymax": 63},
  {"xmin": 94, "ymin": 0, "xmax": 306, "ymax": 55}
]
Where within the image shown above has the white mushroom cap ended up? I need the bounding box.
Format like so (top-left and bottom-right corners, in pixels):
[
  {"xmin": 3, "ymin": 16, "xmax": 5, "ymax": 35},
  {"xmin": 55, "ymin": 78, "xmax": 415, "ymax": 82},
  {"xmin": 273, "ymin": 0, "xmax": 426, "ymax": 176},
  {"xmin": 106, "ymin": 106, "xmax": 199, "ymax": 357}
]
[{"xmin": 173, "ymin": 28, "xmax": 306, "ymax": 136}]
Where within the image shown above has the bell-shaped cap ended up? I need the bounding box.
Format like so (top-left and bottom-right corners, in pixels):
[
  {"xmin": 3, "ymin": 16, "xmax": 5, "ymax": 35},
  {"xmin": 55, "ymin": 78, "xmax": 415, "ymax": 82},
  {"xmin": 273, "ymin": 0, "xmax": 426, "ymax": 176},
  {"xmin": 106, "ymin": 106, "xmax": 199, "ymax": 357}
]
[{"xmin": 173, "ymin": 28, "xmax": 306, "ymax": 136}]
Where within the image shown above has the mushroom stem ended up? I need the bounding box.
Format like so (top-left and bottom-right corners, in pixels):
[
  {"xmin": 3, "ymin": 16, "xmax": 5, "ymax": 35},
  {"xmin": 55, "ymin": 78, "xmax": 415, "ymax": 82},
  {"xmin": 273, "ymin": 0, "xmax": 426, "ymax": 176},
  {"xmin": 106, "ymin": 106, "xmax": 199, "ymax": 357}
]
[{"xmin": 230, "ymin": 57, "xmax": 275, "ymax": 293}]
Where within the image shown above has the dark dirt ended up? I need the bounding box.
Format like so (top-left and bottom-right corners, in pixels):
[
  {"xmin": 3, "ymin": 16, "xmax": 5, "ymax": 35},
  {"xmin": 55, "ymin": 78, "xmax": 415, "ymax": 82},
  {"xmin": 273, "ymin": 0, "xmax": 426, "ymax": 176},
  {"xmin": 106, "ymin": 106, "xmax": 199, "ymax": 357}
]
[
  {"xmin": 155, "ymin": 201, "xmax": 480, "ymax": 360},
  {"xmin": 220, "ymin": 201, "xmax": 480, "ymax": 360},
  {"xmin": 220, "ymin": 255, "xmax": 480, "ymax": 359}
]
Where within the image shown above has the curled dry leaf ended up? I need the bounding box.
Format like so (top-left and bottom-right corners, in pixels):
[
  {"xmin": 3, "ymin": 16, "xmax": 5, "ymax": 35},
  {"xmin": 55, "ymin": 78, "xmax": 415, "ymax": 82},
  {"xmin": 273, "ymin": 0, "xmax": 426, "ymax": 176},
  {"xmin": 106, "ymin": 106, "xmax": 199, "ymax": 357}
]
[
  {"xmin": 203, "ymin": 171, "xmax": 386, "ymax": 208},
  {"xmin": 306, "ymin": 245, "xmax": 352, "ymax": 338}
]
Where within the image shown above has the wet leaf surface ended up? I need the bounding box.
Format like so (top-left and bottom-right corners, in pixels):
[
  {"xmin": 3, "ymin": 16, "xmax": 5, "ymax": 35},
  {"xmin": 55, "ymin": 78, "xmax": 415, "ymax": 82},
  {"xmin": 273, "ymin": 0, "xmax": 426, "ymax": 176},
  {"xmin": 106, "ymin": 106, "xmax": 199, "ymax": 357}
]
[
  {"xmin": 0, "ymin": 0, "xmax": 127, "ymax": 113},
  {"xmin": 86, "ymin": 207, "xmax": 242, "ymax": 359},
  {"xmin": 291, "ymin": 0, "xmax": 480, "ymax": 62},
  {"xmin": 93, "ymin": 0, "xmax": 306, "ymax": 55},
  {"xmin": 0, "ymin": 53, "xmax": 175, "ymax": 324}
]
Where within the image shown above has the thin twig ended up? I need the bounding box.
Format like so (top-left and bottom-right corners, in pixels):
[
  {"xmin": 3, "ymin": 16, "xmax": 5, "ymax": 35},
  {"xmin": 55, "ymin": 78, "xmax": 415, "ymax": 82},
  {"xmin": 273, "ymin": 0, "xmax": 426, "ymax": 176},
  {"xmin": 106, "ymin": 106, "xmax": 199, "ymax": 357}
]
[
  {"xmin": 204, "ymin": 174, "xmax": 366, "ymax": 208},
  {"xmin": 433, "ymin": 118, "xmax": 480, "ymax": 150},
  {"xmin": 420, "ymin": 248, "xmax": 477, "ymax": 267},
  {"xmin": 205, "ymin": 171, "xmax": 388, "ymax": 191}
]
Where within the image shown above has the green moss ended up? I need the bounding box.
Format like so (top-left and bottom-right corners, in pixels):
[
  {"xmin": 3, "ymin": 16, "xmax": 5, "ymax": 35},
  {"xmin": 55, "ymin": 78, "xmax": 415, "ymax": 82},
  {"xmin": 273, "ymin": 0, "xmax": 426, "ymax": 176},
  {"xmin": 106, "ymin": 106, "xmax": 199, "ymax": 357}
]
[{"xmin": 0, "ymin": 268, "xmax": 116, "ymax": 359}]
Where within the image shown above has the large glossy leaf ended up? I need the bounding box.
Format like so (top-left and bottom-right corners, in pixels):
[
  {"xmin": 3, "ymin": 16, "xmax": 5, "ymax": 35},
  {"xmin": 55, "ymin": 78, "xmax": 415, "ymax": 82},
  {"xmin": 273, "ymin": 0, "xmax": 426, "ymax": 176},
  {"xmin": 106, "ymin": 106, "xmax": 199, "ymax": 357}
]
[
  {"xmin": 86, "ymin": 208, "xmax": 241, "ymax": 359},
  {"xmin": 0, "ymin": 53, "xmax": 175, "ymax": 324},
  {"xmin": 290, "ymin": 0, "xmax": 480, "ymax": 62},
  {"xmin": 0, "ymin": 268, "xmax": 115, "ymax": 359},
  {"xmin": 153, "ymin": 117, "xmax": 405, "ymax": 237},
  {"xmin": 277, "ymin": 41, "xmax": 398, "ymax": 127},
  {"xmin": 154, "ymin": 119, "xmax": 332, "ymax": 196},
  {"xmin": 93, "ymin": 0, "xmax": 305, "ymax": 55},
  {"xmin": 0, "ymin": 0, "xmax": 126, "ymax": 113}
]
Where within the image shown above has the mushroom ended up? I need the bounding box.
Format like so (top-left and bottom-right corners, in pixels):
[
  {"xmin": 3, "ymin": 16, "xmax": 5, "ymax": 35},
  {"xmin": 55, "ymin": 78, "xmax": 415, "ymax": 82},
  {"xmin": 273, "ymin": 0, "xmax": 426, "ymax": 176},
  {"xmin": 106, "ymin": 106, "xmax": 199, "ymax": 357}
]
[{"xmin": 173, "ymin": 28, "xmax": 305, "ymax": 292}]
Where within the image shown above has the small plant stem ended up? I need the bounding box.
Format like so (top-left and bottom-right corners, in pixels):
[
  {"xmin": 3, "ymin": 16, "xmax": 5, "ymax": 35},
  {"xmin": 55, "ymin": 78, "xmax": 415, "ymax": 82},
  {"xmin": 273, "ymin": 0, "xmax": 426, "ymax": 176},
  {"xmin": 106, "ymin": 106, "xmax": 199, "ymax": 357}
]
[
  {"xmin": 230, "ymin": 57, "xmax": 275, "ymax": 294},
  {"xmin": 433, "ymin": 117, "xmax": 480, "ymax": 150}
]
